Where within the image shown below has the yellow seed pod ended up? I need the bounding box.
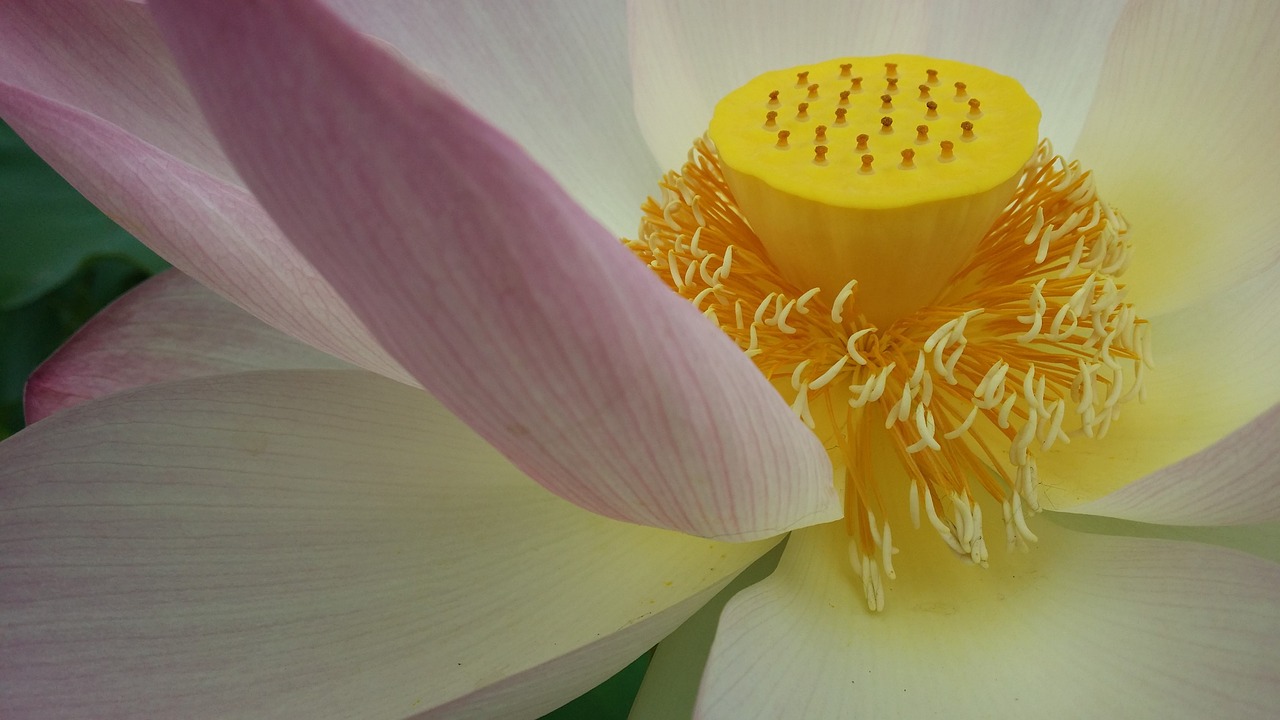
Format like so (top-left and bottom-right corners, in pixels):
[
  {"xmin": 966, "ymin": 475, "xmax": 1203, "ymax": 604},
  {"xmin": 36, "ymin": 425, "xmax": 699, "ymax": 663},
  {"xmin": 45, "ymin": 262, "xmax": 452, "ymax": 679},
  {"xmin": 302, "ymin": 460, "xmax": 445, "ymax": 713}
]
[{"xmin": 708, "ymin": 54, "xmax": 1041, "ymax": 325}]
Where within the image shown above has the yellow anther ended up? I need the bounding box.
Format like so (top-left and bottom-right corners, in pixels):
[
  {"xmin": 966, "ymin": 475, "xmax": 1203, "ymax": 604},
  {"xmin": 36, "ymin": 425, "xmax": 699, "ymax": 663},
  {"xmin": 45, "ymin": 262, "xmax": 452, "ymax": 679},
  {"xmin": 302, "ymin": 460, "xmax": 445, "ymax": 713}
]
[{"xmin": 706, "ymin": 53, "xmax": 1041, "ymax": 324}]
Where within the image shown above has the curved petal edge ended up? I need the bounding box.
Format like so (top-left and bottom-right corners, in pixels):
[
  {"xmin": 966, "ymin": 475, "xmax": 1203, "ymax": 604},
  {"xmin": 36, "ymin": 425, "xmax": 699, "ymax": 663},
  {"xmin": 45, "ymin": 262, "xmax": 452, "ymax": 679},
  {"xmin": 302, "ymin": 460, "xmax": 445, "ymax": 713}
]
[{"xmin": 147, "ymin": 0, "xmax": 840, "ymax": 540}]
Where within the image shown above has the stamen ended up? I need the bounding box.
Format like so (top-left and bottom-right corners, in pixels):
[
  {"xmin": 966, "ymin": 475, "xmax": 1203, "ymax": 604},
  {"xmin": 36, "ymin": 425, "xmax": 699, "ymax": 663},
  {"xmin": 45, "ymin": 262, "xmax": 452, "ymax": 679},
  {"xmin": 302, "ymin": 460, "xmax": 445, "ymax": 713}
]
[{"xmin": 625, "ymin": 55, "xmax": 1148, "ymax": 614}]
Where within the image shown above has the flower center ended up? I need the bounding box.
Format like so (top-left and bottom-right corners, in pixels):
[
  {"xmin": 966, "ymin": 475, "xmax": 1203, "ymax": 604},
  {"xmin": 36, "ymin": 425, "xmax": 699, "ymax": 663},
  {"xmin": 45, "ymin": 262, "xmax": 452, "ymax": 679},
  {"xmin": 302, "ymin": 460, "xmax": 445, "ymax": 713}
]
[
  {"xmin": 624, "ymin": 55, "xmax": 1150, "ymax": 612},
  {"xmin": 709, "ymin": 54, "xmax": 1041, "ymax": 326}
]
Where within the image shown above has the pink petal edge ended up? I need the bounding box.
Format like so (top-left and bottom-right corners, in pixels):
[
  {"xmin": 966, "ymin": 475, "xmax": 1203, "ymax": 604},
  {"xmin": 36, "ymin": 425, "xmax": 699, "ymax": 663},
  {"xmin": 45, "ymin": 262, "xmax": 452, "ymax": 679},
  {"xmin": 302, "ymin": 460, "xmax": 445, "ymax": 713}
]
[
  {"xmin": 0, "ymin": 0, "xmax": 235, "ymax": 182},
  {"xmin": 0, "ymin": 83, "xmax": 413, "ymax": 385},
  {"xmin": 25, "ymin": 270, "xmax": 349, "ymax": 424},
  {"xmin": 147, "ymin": 0, "xmax": 839, "ymax": 541}
]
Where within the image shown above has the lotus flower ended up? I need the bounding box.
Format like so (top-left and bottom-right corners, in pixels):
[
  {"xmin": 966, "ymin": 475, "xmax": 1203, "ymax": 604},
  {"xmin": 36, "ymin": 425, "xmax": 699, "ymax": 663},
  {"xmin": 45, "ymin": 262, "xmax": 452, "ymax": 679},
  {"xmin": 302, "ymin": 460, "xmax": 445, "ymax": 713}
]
[{"xmin": 2, "ymin": 1, "xmax": 1278, "ymax": 718}]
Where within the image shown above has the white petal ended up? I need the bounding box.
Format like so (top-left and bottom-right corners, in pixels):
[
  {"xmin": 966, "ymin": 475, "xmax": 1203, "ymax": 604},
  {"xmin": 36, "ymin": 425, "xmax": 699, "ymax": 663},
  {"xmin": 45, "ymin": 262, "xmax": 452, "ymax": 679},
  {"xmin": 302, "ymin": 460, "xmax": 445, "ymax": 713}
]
[
  {"xmin": 1072, "ymin": 1, "xmax": 1280, "ymax": 315},
  {"xmin": 1049, "ymin": 514, "xmax": 1280, "ymax": 565},
  {"xmin": 628, "ymin": 542, "xmax": 786, "ymax": 720},
  {"xmin": 629, "ymin": 0, "xmax": 1126, "ymax": 170},
  {"xmin": 1039, "ymin": 261, "xmax": 1280, "ymax": 522},
  {"xmin": 321, "ymin": 0, "xmax": 660, "ymax": 235},
  {"xmin": 696, "ymin": 517, "xmax": 1280, "ymax": 719},
  {"xmin": 1, "ymin": 370, "xmax": 775, "ymax": 719}
]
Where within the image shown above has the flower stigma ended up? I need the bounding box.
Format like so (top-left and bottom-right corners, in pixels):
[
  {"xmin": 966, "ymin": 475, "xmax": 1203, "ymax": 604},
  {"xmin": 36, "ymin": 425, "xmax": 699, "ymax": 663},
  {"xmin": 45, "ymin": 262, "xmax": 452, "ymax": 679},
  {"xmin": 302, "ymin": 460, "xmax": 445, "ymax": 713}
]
[{"xmin": 624, "ymin": 55, "xmax": 1151, "ymax": 612}]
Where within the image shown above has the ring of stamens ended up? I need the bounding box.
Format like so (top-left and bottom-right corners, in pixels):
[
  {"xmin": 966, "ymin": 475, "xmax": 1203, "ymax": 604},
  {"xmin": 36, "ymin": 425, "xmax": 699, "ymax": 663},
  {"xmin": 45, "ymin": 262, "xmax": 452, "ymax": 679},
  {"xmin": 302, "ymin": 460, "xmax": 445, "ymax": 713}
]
[{"xmin": 624, "ymin": 137, "xmax": 1149, "ymax": 612}]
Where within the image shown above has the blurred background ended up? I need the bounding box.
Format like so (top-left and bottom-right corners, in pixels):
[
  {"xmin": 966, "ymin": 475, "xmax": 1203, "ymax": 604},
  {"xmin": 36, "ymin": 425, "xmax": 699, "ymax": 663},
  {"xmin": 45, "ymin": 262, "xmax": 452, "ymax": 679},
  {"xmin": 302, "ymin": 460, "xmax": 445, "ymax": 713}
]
[{"xmin": 0, "ymin": 117, "xmax": 650, "ymax": 719}]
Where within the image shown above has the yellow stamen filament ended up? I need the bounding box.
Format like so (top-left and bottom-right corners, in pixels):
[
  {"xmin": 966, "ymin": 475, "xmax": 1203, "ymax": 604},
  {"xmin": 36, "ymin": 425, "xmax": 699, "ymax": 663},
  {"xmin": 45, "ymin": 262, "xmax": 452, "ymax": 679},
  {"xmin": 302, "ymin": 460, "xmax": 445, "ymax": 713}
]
[{"xmin": 624, "ymin": 55, "xmax": 1147, "ymax": 614}]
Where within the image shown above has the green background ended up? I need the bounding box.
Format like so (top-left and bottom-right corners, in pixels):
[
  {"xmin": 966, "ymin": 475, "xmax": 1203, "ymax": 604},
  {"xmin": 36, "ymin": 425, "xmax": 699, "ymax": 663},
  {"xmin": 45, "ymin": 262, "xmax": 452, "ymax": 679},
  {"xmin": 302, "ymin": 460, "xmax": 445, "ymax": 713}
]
[{"xmin": 0, "ymin": 119, "xmax": 649, "ymax": 718}]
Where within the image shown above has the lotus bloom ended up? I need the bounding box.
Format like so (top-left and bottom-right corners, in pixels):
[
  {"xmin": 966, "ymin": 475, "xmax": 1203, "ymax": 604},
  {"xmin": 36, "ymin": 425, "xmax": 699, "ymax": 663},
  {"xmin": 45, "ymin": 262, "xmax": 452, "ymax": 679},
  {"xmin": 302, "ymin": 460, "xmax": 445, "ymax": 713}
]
[{"xmin": 2, "ymin": 0, "xmax": 1279, "ymax": 718}]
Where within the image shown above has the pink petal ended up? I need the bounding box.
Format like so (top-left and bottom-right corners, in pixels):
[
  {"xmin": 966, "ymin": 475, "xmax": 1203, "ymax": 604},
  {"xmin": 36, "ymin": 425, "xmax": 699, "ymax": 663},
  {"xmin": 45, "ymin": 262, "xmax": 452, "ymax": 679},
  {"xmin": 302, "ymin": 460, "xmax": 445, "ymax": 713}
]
[
  {"xmin": 25, "ymin": 270, "xmax": 349, "ymax": 424},
  {"xmin": 147, "ymin": 0, "xmax": 839, "ymax": 541},
  {"xmin": 1, "ymin": 370, "xmax": 776, "ymax": 719},
  {"xmin": 1063, "ymin": 403, "xmax": 1280, "ymax": 526},
  {"xmin": 1, "ymin": 0, "xmax": 659, "ymax": 238},
  {"xmin": 696, "ymin": 519, "xmax": 1280, "ymax": 718},
  {"xmin": 629, "ymin": 0, "xmax": 1126, "ymax": 171},
  {"xmin": 0, "ymin": 0, "xmax": 234, "ymax": 182},
  {"xmin": 320, "ymin": 0, "xmax": 662, "ymax": 236},
  {"xmin": 0, "ymin": 85, "xmax": 412, "ymax": 385},
  {"xmin": 1072, "ymin": 1, "xmax": 1280, "ymax": 315}
]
